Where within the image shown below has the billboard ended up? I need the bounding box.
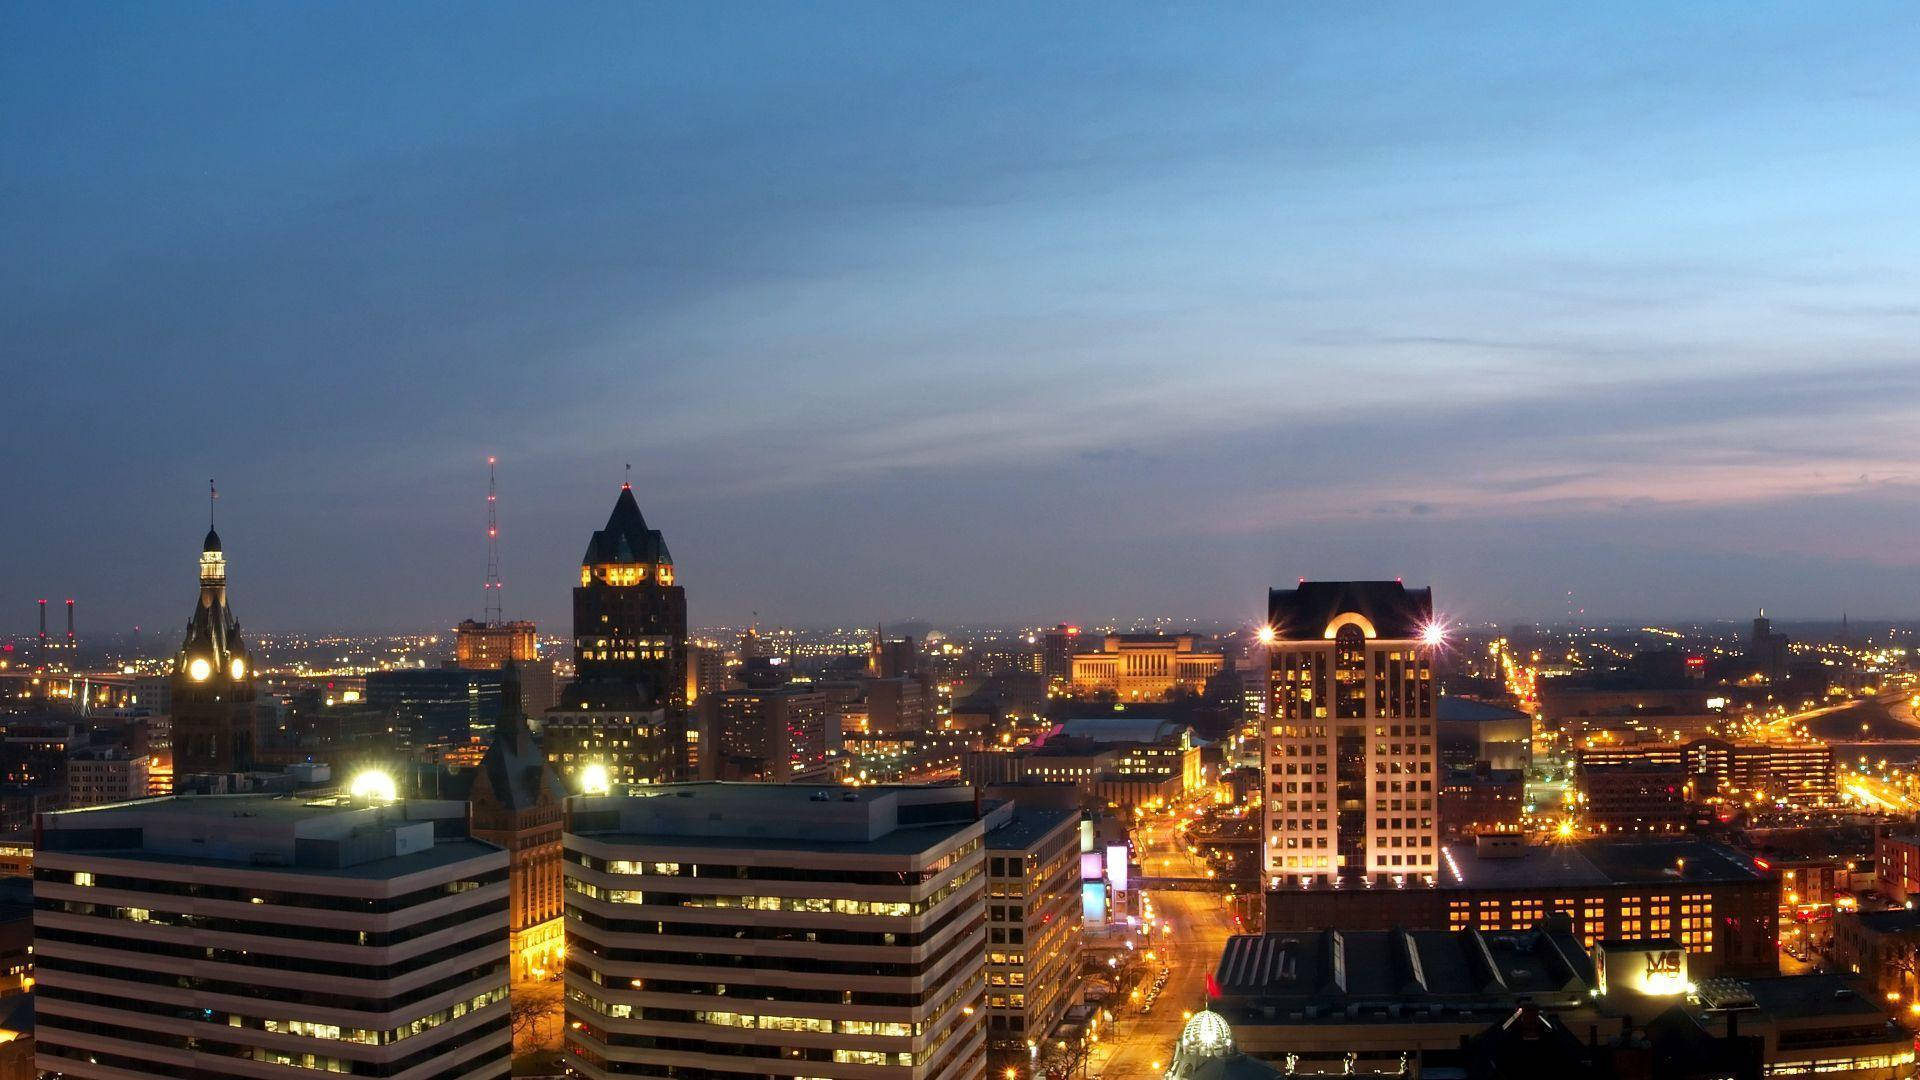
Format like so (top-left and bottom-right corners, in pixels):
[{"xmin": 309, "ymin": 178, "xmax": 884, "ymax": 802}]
[{"xmin": 1082, "ymin": 882, "xmax": 1108, "ymax": 924}]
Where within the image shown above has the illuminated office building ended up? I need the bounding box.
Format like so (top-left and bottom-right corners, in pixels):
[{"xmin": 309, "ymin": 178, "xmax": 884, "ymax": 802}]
[
  {"xmin": 546, "ymin": 482, "xmax": 689, "ymax": 785},
  {"xmin": 170, "ymin": 525, "xmax": 258, "ymax": 776},
  {"xmin": 564, "ymin": 783, "xmax": 988, "ymax": 1079},
  {"xmin": 1263, "ymin": 580, "xmax": 1439, "ymax": 891},
  {"xmin": 33, "ymin": 793, "xmax": 510, "ymax": 1079}
]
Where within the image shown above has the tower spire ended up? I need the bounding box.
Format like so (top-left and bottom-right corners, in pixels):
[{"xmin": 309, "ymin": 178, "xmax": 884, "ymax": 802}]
[
  {"xmin": 209, "ymin": 478, "xmax": 218, "ymax": 529},
  {"xmin": 484, "ymin": 456, "xmax": 503, "ymax": 624},
  {"xmin": 623, "ymin": 462, "xmax": 631, "ymax": 491}
]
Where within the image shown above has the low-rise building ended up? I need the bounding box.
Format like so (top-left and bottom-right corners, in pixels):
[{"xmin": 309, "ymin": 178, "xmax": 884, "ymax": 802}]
[
  {"xmin": 1874, "ymin": 830, "xmax": 1920, "ymax": 904},
  {"xmin": 1208, "ymin": 918, "xmax": 1906, "ymax": 1080},
  {"xmin": 1835, "ymin": 907, "xmax": 1920, "ymax": 1002},
  {"xmin": 63, "ymin": 748, "xmax": 151, "ymax": 808},
  {"xmin": 1438, "ymin": 765, "xmax": 1525, "ymax": 840},
  {"xmin": 1264, "ymin": 837, "xmax": 1779, "ymax": 978},
  {"xmin": 1579, "ymin": 758, "xmax": 1691, "ymax": 833},
  {"xmin": 1576, "ymin": 737, "xmax": 1835, "ymax": 804}
]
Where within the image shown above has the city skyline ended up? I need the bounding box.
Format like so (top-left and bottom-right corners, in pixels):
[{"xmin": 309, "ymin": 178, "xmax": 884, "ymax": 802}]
[{"xmin": 9, "ymin": 4, "xmax": 1920, "ymax": 631}]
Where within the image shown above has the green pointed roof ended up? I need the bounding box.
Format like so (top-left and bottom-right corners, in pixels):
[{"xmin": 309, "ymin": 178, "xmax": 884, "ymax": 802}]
[{"xmin": 582, "ymin": 484, "xmax": 672, "ymax": 567}]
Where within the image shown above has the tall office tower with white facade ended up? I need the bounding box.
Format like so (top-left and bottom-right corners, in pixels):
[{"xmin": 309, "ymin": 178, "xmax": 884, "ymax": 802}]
[{"xmin": 1263, "ymin": 581, "xmax": 1442, "ymax": 892}]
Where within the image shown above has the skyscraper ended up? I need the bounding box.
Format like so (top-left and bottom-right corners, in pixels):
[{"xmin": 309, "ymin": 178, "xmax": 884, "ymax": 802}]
[
  {"xmin": 545, "ymin": 482, "xmax": 689, "ymax": 785},
  {"xmin": 170, "ymin": 524, "xmax": 258, "ymax": 776},
  {"xmin": 1262, "ymin": 580, "xmax": 1439, "ymax": 891}
]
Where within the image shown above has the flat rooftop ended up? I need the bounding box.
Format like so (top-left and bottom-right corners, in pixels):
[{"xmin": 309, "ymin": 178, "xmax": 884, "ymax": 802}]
[
  {"xmin": 570, "ymin": 781, "xmax": 984, "ymax": 856},
  {"xmin": 1734, "ymin": 974, "xmax": 1891, "ymax": 1022},
  {"xmin": 986, "ymin": 807, "xmax": 1078, "ymax": 851},
  {"xmin": 1849, "ymin": 908, "xmax": 1920, "ymax": 934},
  {"xmin": 37, "ymin": 793, "xmax": 494, "ymax": 876},
  {"xmin": 1440, "ymin": 839, "xmax": 1767, "ymax": 889},
  {"xmin": 1215, "ymin": 921, "xmax": 1594, "ymax": 1004}
]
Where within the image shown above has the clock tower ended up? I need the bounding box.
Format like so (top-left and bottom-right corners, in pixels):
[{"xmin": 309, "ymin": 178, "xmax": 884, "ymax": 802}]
[{"xmin": 171, "ymin": 524, "xmax": 259, "ymax": 776}]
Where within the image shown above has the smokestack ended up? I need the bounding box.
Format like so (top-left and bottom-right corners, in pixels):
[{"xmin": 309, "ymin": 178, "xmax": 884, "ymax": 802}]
[
  {"xmin": 66, "ymin": 599, "xmax": 75, "ymax": 650},
  {"xmin": 38, "ymin": 600, "xmax": 46, "ymax": 649}
]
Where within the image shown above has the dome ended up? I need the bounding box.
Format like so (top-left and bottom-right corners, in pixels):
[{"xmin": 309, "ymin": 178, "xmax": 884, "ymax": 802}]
[
  {"xmin": 1176, "ymin": 1009, "xmax": 1233, "ymax": 1057},
  {"xmin": 203, "ymin": 528, "xmax": 222, "ymax": 553}
]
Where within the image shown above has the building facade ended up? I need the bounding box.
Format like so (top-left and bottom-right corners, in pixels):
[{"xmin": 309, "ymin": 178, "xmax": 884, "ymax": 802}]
[
  {"xmin": 1575, "ymin": 738, "xmax": 1835, "ymax": 804},
  {"xmin": 1263, "ymin": 580, "xmax": 1439, "ymax": 891},
  {"xmin": 1070, "ymin": 634, "xmax": 1223, "ymax": 699},
  {"xmin": 64, "ymin": 749, "xmax": 151, "ymax": 808},
  {"xmin": 1579, "ymin": 759, "xmax": 1692, "ymax": 833},
  {"xmin": 170, "ymin": 526, "xmax": 259, "ymax": 776},
  {"xmin": 563, "ymin": 783, "xmax": 988, "ymax": 1079},
  {"xmin": 1437, "ymin": 765, "xmax": 1525, "ymax": 840},
  {"xmin": 699, "ymin": 685, "xmax": 833, "ymax": 782},
  {"xmin": 33, "ymin": 793, "xmax": 511, "ymax": 1079},
  {"xmin": 456, "ymin": 619, "xmax": 538, "ymax": 670},
  {"xmin": 984, "ymin": 807, "xmax": 1082, "ymax": 1048},
  {"xmin": 1264, "ymin": 837, "xmax": 1780, "ymax": 979}
]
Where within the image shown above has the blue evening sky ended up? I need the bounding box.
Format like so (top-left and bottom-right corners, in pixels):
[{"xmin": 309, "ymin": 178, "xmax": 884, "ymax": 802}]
[{"xmin": 4, "ymin": 3, "xmax": 1918, "ymax": 633}]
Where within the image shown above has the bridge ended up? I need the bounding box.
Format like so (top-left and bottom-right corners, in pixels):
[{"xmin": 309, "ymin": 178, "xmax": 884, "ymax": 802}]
[{"xmin": 1136, "ymin": 876, "xmax": 1232, "ymax": 891}]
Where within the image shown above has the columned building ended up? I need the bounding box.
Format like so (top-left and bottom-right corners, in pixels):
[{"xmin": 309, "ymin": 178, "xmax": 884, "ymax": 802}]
[
  {"xmin": 33, "ymin": 792, "xmax": 511, "ymax": 1080},
  {"xmin": 1070, "ymin": 634, "xmax": 1223, "ymax": 700},
  {"xmin": 170, "ymin": 525, "xmax": 258, "ymax": 777},
  {"xmin": 545, "ymin": 482, "xmax": 689, "ymax": 785},
  {"xmin": 563, "ymin": 783, "xmax": 988, "ymax": 1079},
  {"xmin": 1263, "ymin": 580, "xmax": 1438, "ymax": 891}
]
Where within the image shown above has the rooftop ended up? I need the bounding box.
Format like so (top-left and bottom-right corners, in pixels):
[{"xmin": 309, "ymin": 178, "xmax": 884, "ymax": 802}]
[
  {"xmin": 1733, "ymin": 974, "xmax": 1890, "ymax": 1022},
  {"xmin": 1215, "ymin": 919, "xmax": 1595, "ymax": 1005},
  {"xmin": 1055, "ymin": 716, "xmax": 1190, "ymax": 746},
  {"xmin": 36, "ymin": 793, "xmax": 494, "ymax": 877},
  {"xmin": 986, "ymin": 806, "xmax": 1078, "ymax": 851},
  {"xmin": 1439, "ymin": 839, "xmax": 1767, "ymax": 889},
  {"xmin": 569, "ymin": 781, "xmax": 984, "ymax": 857},
  {"xmin": 1436, "ymin": 696, "xmax": 1532, "ymax": 724},
  {"xmin": 1268, "ymin": 580, "xmax": 1433, "ymax": 642},
  {"xmin": 1848, "ymin": 908, "xmax": 1920, "ymax": 934}
]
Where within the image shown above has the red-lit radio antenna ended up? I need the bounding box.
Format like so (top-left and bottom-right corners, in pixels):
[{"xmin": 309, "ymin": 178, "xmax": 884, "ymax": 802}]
[{"xmin": 484, "ymin": 456, "xmax": 503, "ymax": 624}]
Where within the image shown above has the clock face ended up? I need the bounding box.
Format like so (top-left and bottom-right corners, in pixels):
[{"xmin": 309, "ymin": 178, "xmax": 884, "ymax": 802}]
[
  {"xmin": 230, "ymin": 658, "xmax": 246, "ymax": 681},
  {"xmin": 188, "ymin": 657, "xmax": 212, "ymax": 681}
]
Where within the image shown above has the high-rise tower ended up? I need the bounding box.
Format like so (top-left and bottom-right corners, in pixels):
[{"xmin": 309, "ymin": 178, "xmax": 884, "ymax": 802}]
[
  {"xmin": 171, "ymin": 512, "xmax": 258, "ymax": 776},
  {"xmin": 1262, "ymin": 580, "xmax": 1439, "ymax": 892},
  {"xmin": 571, "ymin": 481, "xmax": 685, "ymax": 695},
  {"xmin": 544, "ymin": 479, "xmax": 689, "ymax": 785}
]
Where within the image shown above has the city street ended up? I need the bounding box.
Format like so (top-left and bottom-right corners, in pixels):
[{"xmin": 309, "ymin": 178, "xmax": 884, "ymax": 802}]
[{"xmin": 1087, "ymin": 807, "xmax": 1241, "ymax": 1078}]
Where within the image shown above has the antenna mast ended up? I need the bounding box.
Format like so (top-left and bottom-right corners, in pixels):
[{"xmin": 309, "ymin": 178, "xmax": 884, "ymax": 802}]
[{"xmin": 484, "ymin": 456, "xmax": 503, "ymax": 624}]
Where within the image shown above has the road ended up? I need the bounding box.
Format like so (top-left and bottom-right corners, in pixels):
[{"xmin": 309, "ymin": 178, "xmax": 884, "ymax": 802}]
[{"xmin": 1086, "ymin": 808, "xmax": 1239, "ymax": 1078}]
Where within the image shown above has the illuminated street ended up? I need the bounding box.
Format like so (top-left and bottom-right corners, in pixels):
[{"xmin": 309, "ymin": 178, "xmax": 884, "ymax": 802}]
[{"xmin": 1088, "ymin": 806, "xmax": 1240, "ymax": 1078}]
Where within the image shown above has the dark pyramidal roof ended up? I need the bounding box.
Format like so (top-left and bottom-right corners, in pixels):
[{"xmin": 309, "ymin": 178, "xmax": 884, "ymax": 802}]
[
  {"xmin": 582, "ymin": 485, "xmax": 672, "ymax": 567},
  {"xmin": 203, "ymin": 528, "xmax": 222, "ymax": 553},
  {"xmin": 1268, "ymin": 579, "xmax": 1432, "ymax": 640}
]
